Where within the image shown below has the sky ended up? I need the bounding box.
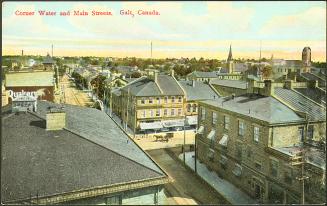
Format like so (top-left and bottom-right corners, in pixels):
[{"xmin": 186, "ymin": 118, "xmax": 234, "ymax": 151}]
[{"xmin": 2, "ymin": 1, "xmax": 326, "ymax": 61}]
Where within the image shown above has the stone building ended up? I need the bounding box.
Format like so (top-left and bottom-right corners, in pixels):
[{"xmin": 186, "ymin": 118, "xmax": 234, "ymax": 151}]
[
  {"xmin": 196, "ymin": 80, "xmax": 326, "ymax": 204},
  {"xmin": 302, "ymin": 47, "xmax": 311, "ymax": 72},
  {"xmin": 2, "ymin": 100, "xmax": 169, "ymax": 205}
]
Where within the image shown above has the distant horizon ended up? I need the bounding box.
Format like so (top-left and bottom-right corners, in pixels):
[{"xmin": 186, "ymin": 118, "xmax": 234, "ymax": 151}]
[{"xmin": 3, "ymin": 1, "xmax": 326, "ymax": 61}]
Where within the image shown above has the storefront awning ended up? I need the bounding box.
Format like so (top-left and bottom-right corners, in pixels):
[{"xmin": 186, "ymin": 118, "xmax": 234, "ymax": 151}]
[
  {"xmin": 197, "ymin": 126, "xmax": 204, "ymax": 134},
  {"xmin": 207, "ymin": 148, "xmax": 215, "ymax": 158},
  {"xmin": 140, "ymin": 122, "xmax": 163, "ymax": 130},
  {"xmin": 219, "ymin": 134, "xmax": 228, "ymax": 147},
  {"xmin": 219, "ymin": 155, "xmax": 228, "ymax": 164},
  {"xmin": 162, "ymin": 119, "xmax": 185, "ymax": 128},
  {"xmin": 232, "ymin": 163, "xmax": 242, "ymax": 176},
  {"xmin": 207, "ymin": 130, "xmax": 216, "ymax": 140},
  {"xmin": 186, "ymin": 115, "xmax": 198, "ymax": 125}
]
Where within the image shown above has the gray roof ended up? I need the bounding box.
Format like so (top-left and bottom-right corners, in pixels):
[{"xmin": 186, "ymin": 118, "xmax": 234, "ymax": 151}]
[
  {"xmin": 294, "ymin": 88, "xmax": 326, "ymax": 107},
  {"xmin": 210, "ymin": 79, "xmax": 248, "ymax": 89},
  {"xmin": 5, "ymin": 71, "xmax": 55, "ymax": 87},
  {"xmin": 301, "ymin": 72, "xmax": 326, "ymax": 84},
  {"xmin": 189, "ymin": 71, "xmax": 220, "ymax": 78},
  {"xmin": 202, "ymin": 95, "xmax": 304, "ymax": 124},
  {"xmin": 274, "ymin": 87, "xmax": 326, "ymax": 121},
  {"xmin": 122, "ymin": 75, "xmax": 184, "ymax": 96},
  {"xmin": 285, "ymin": 60, "xmax": 302, "ymax": 67},
  {"xmin": 179, "ymin": 80, "xmax": 219, "ymax": 101},
  {"xmin": 2, "ymin": 101, "xmax": 165, "ymax": 203}
]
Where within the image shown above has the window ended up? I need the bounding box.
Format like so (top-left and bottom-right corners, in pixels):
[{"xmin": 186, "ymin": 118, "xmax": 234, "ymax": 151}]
[
  {"xmin": 178, "ymin": 108, "xmax": 182, "ymax": 116},
  {"xmin": 298, "ymin": 127, "xmax": 304, "ymax": 142},
  {"xmin": 142, "ymin": 110, "xmax": 146, "ymax": 118},
  {"xmin": 201, "ymin": 107, "xmax": 206, "ymax": 120},
  {"xmin": 156, "ymin": 109, "xmax": 160, "ymax": 117},
  {"xmin": 149, "ymin": 97, "xmax": 153, "ymax": 104},
  {"xmin": 224, "ymin": 116, "xmax": 230, "ymax": 130},
  {"xmin": 164, "ymin": 96, "xmax": 168, "ymax": 103},
  {"xmin": 270, "ymin": 159, "xmax": 278, "ymax": 177},
  {"xmin": 254, "ymin": 126, "xmax": 259, "ymax": 142},
  {"xmin": 284, "ymin": 169, "xmax": 293, "ymax": 184},
  {"xmin": 171, "ymin": 108, "xmax": 175, "ymax": 116},
  {"xmin": 187, "ymin": 104, "xmax": 191, "ymax": 112},
  {"xmin": 238, "ymin": 121, "xmax": 245, "ymax": 136},
  {"xmin": 192, "ymin": 104, "xmax": 197, "ymax": 112},
  {"xmin": 141, "ymin": 98, "xmax": 145, "ymax": 104},
  {"xmin": 156, "ymin": 97, "xmax": 161, "ymax": 104},
  {"xmin": 307, "ymin": 125, "xmax": 314, "ymax": 139},
  {"xmin": 164, "ymin": 109, "xmax": 168, "ymax": 116},
  {"xmin": 150, "ymin": 110, "xmax": 154, "ymax": 117},
  {"xmin": 212, "ymin": 112, "xmax": 217, "ymax": 125},
  {"xmin": 255, "ymin": 162, "xmax": 262, "ymax": 171},
  {"xmin": 178, "ymin": 96, "xmax": 182, "ymax": 103},
  {"xmin": 171, "ymin": 96, "xmax": 175, "ymax": 103}
]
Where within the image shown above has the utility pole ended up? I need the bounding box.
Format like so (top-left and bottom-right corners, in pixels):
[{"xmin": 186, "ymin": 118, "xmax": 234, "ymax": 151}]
[
  {"xmin": 291, "ymin": 149, "xmax": 309, "ymax": 204},
  {"xmin": 126, "ymin": 88, "xmax": 130, "ymax": 131},
  {"xmin": 183, "ymin": 114, "xmax": 187, "ymax": 165},
  {"xmin": 194, "ymin": 130, "xmax": 197, "ymax": 173}
]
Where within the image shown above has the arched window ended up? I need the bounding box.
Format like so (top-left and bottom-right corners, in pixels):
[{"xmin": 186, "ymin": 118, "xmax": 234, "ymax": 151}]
[
  {"xmin": 193, "ymin": 104, "xmax": 197, "ymax": 112},
  {"xmin": 187, "ymin": 104, "xmax": 191, "ymax": 112}
]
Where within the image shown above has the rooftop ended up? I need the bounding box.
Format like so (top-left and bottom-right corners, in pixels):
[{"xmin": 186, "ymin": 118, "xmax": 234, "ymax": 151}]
[
  {"xmin": 294, "ymin": 87, "xmax": 326, "ymax": 107},
  {"xmin": 202, "ymin": 94, "xmax": 304, "ymax": 124},
  {"xmin": 178, "ymin": 80, "xmax": 219, "ymax": 101},
  {"xmin": 122, "ymin": 75, "xmax": 184, "ymax": 96},
  {"xmin": 210, "ymin": 79, "xmax": 248, "ymax": 89},
  {"xmin": 274, "ymin": 87, "xmax": 326, "ymax": 121},
  {"xmin": 5, "ymin": 71, "xmax": 55, "ymax": 87},
  {"xmin": 1, "ymin": 101, "xmax": 166, "ymax": 203}
]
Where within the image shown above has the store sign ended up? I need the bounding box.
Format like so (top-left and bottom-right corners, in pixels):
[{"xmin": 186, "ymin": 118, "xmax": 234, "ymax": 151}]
[{"xmin": 8, "ymin": 90, "xmax": 38, "ymax": 100}]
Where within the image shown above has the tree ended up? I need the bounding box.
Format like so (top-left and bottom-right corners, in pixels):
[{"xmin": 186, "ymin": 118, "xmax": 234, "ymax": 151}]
[
  {"xmin": 261, "ymin": 65, "xmax": 272, "ymax": 79},
  {"xmin": 90, "ymin": 75, "xmax": 107, "ymax": 100},
  {"xmin": 131, "ymin": 71, "xmax": 142, "ymax": 78}
]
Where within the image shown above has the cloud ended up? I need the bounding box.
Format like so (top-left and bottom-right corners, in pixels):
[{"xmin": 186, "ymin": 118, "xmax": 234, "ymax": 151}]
[{"xmin": 259, "ymin": 7, "xmax": 326, "ymax": 40}]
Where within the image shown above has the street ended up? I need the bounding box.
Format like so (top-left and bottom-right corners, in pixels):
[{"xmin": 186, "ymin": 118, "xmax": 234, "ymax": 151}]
[
  {"xmin": 147, "ymin": 148, "xmax": 229, "ymax": 205},
  {"xmin": 57, "ymin": 74, "xmax": 93, "ymax": 106}
]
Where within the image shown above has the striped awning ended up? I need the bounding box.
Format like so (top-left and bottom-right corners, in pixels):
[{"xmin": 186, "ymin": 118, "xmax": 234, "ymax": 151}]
[
  {"xmin": 219, "ymin": 134, "xmax": 228, "ymax": 147},
  {"xmin": 232, "ymin": 163, "xmax": 242, "ymax": 176},
  {"xmin": 140, "ymin": 122, "xmax": 163, "ymax": 130},
  {"xmin": 162, "ymin": 119, "xmax": 185, "ymax": 128},
  {"xmin": 207, "ymin": 130, "xmax": 216, "ymax": 140},
  {"xmin": 197, "ymin": 126, "xmax": 204, "ymax": 134},
  {"xmin": 186, "ymin": 115, "xmax": 197, "ymax": 125}
]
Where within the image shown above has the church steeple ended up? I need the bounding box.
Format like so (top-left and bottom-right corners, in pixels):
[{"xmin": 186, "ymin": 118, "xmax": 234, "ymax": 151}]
[{"xmin": 227, "ymin": 44, "xmax": 233, "ymax": 61}]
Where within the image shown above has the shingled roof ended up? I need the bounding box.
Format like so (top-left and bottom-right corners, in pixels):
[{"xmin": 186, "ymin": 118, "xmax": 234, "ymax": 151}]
[
  {"xmin": 274, "ymin": 87, "xmax": 326, "ymax": 121},
  {"xmin": 202, "ymin": 94, "xmax": 304, "ymax": 124},
  {"xmin": 179, "ymin": 80, "xmax": 219, "ymax": 101},
  {"xmin": 1, "ymin": 101, "xmax": 166, "ymax": 203},
  {"xmin": 122, "ymin": 75, "xmax": 184, "ymax": 96}
]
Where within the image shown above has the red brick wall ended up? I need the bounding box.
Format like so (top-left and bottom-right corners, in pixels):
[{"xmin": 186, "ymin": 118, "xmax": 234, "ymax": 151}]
[{"xmin": 6, "ymin": 86, "xmax": 55, "ymax": 102}]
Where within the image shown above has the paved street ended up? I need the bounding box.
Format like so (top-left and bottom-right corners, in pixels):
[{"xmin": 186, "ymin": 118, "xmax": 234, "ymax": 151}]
[
  {"xmin": 58, "ymin": 74, "xmax": 93, "ymax": 107},
  {"xmin": 147, "ymin": 148, "xmax": 229, "ymax": 205}
]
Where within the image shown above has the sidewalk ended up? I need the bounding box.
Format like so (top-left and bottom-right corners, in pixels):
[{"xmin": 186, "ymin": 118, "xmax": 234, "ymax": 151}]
[{"xmin": 179, "ymin": 152, "xmax": 257, "ymax": 205}]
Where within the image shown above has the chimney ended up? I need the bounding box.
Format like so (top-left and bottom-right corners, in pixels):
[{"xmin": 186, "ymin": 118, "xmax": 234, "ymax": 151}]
[
  {"xmin": 284, "ymin": 80, "xmax": 294, "ymax": 89},
  {"xmin": 192, "ymin": 80, "xmax": 195, "ymax": 87},
  {"xmin": 22, "ymin": 50, "xmax": 24, "ymax": 56},
  {"xmin": 46, "ymin": 107, "xmax": 66, "ymax": 131},
  {"xmin": 262, "ymin": 79, "xmax": 274, "ymax": 96},
  {"xmin": 308, "ymin": 80, "xmax": 318, "ymax": 88}
]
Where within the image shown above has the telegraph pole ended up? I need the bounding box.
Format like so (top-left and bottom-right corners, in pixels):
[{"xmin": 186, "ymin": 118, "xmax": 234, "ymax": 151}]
[
  {"xmin": 183, "ymin": 115, "xmax": 186, "ymax": 165},
  {"xmin": 291, "ymin": 149, "xmax": 309, "ymax": 204}
]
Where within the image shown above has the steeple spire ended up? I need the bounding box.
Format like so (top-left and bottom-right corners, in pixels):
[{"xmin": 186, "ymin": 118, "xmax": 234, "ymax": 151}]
[{"xmin": 227, "ymin": 44, "xmax": 233, "ymax": 61}]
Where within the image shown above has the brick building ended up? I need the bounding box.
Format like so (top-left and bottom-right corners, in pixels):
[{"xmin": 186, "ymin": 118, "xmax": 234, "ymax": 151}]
[{"xmin": 196, "ymin": 80, "xmax": 326, "ymax": 204}]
